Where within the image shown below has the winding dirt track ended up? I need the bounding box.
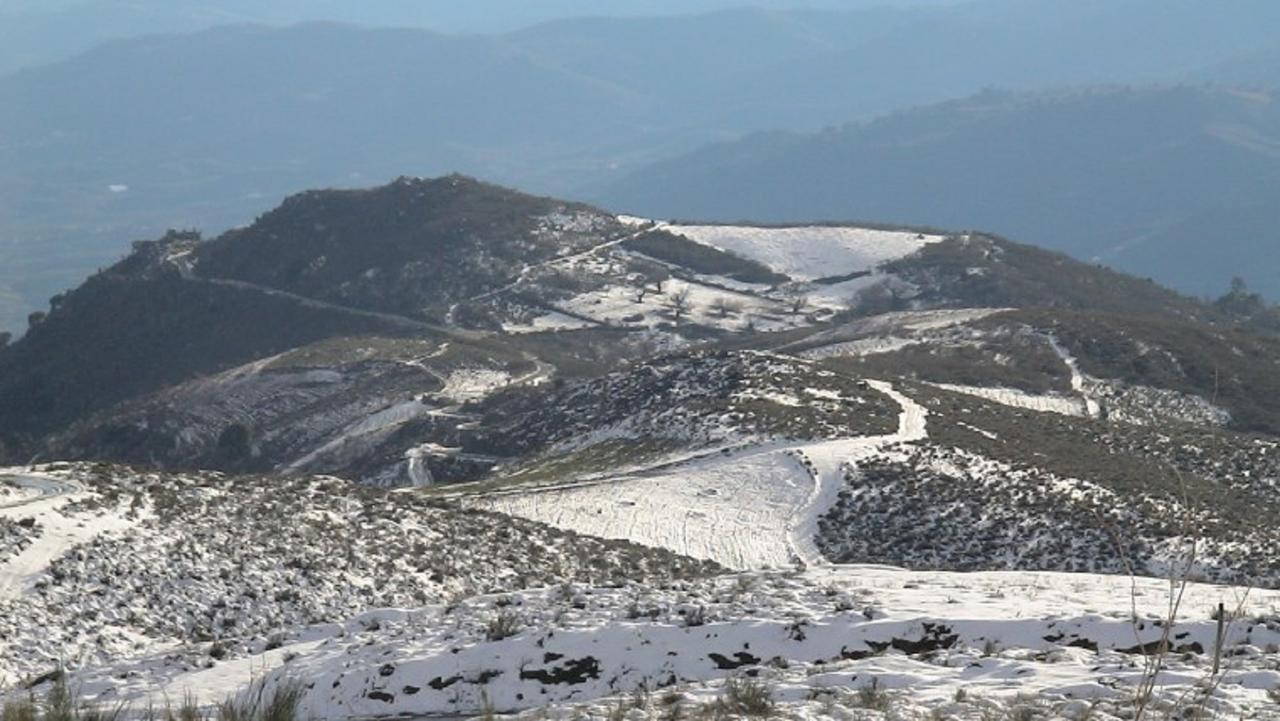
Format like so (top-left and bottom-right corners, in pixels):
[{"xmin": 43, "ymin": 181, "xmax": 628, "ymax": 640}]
[
  {"xmin": 0, "ymin": 470, "xmax": 125, "ymax": 600},
  {"xmin": 0, "ymin": 471, "xmax": 79, "ymax": 511},
  {"xmin": 476, "ymin": 380, "xmax": 929, "ymax": 570}
]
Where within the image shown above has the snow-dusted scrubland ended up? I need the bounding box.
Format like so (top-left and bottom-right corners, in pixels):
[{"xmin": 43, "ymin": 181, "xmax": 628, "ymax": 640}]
[
  {"xmin": 7, "ymin": 328, "xmax": 1274, "ymax": 719},
  {"xmin": 235, "ymin": 567, "xmax": 1280, "ymax": 720},
  {"xmin": 0, "ymin": 464, "xmax": 718, "ymax": 692},
  {"xmin": 46, "ymin": 335, "xmax": 542, "ymax": 487}
]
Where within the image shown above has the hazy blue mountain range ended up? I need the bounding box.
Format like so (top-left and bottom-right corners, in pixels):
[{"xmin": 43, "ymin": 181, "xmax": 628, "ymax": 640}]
[
  {"xmin": 597, "ymin": 86, "xmax": 1280, "ymax": 300},
  {"xmin": 0, "ymin": 0, "xmax": 963, "ymax": 75},
  {"xmin": 2, "ymin": 0, "xmax": 1280, "ymax": 333}
]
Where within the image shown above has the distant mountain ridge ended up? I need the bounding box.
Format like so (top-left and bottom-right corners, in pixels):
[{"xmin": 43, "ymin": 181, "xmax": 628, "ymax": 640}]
[
  {"xmin": 6, "ymin": 1, "xmax": 1280, "ymax": 333},
  {"xmin": 0, "ymin": 0, "xmax": 963, "ymax": 74},
  {"xmin": 598, "ymin": 85, "xmax": 1280, "ymax": 300}
]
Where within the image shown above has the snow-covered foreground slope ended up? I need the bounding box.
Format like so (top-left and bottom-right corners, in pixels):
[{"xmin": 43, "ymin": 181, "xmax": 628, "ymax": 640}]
[
  {"xmin": 476, "ymin": 380, "xmax": 926, "ymax": 570},
  {"xmin": 230, "ymin": 566, "xmax": 1280, "ymax": 720},
  {"xmin": 0, "ymin": 464, "xmax": 719, "ymax": 691}
]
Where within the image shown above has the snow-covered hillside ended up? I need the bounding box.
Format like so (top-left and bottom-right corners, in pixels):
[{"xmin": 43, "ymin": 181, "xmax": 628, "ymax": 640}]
[
  {"xmin": 45, "ymin": 336, "xmax": 545, "ymax": 487},
  {"xmin": 7, "ymin": 311, "xmax": 1278, "ymax": 719},
  {"xmin": 663, "ymin": 224, "xmax": 945, "ymax": 282},
  {"xmin": 476, "ymin": 379, "xmax": 925, "ymax": 570},
  {"xmin": 7, "ymin": 456, "xmax": 1276, "ymax": 720},
  {"xmin": 490, "ymin": 219, "xmax": 948, "ymax": 336},
  {"xmin": 5, "ymin": 177, "xmax": 1280, "ymax": 720}
]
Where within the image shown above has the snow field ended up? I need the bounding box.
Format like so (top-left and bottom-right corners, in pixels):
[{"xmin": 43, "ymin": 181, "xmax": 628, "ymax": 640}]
[
  {"xmin": 477, "ymin": 380, "xmax": 928, "ymax": 570},
  {"xmin": 438, "ymin": 368, "xmax": 513, "ymax": 403},
  {"xmin": 547, "ymin": 278, "xmax": 799, "ymax": 334},
  {"xmin": 663, "ymin": 224, "xmax": 945, "ymax": 282},
  {"xmin": 482, "ymin": 449, "xmax": 813, "ymax": 569},
  {"xmin": 500, "ymin": 222, "xmax": 952, "ymax": 335}
]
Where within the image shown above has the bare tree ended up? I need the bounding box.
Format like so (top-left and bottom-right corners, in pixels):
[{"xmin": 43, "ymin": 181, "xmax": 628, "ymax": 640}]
[
  {"xmin": 670, "ymin": 285, "xmax": 693, "ymax": 322},
  {"xmin": 786, "ymin": 290, "xmax": 809, "ymax": 316}
]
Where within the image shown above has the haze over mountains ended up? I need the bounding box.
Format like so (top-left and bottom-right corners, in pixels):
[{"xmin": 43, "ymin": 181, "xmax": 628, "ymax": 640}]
[
  {"xmin": 599, "ymin": 86, "xmax": 1280, "ymax": 300},
  {"xmin": 0, "ymin": 0, "xmax": 963, "ymax": 74},
  {"xmin": 3, "ymin": 0, "xmax": 1280, "ymax": 334}
]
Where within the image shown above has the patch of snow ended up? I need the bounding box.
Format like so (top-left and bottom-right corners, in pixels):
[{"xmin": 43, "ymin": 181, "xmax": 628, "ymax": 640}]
[
  {"xmin": 1046, "ymin": 335, "xmax": 1232, "ymax": 426},
  {"xmin": 850, "ymin": 308, "xmax": 1010, "ymax": 335},
  {"xmin": 801, "ymin": 336, "xmax": 920, "ymax": 359},
  {"xmin": 804, "ymin": 273, "xmax": 893, "ymax": 308},
  {"xmin": 438, "ymin": 369, "xmax": 513, "ymax": 404},
  {"xmin": 1048, "ymin": 335, "xmax": 1103, "ymax": 418},
  {"xmin": 664, "ymin": 224, "xmax": 945, "ymax": 282},
  {"xmin": 404, "ymin": 443, "xmax": 463, "ymax": 487},
  {"xmin": 795, "ymin": 309, "xmax": 1011, "ymax": 360},
  {"xmin": 503, "ymin": 311, "xmax": 595, "ymax": 334},
  {"xmin": 286, "ymin": 399, "xmax": 434, "ymax": 472},
  {"xmin": 615, "ymin": 215, "xmax": 653, "ymax": 227},
  {"xmin": 931, "ymin": 383, "xmax": 1089, "ymax": 417}
]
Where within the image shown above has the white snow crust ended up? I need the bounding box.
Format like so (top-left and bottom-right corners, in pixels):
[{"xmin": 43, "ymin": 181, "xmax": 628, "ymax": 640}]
[{"xmin": 664, "ymin": 224, "xmax": 945, "ymax": 281}]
